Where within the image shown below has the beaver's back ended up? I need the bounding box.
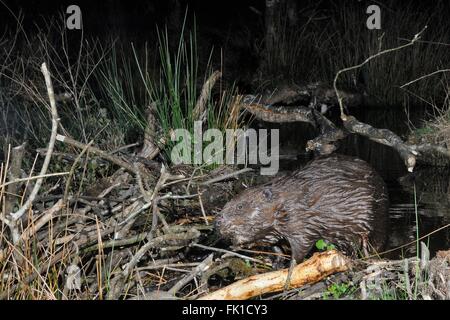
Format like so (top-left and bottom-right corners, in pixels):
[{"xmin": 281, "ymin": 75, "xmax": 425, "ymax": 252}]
[{"xmin": 271, "ymin": 155, "xmax": 389, "ymax": 260}]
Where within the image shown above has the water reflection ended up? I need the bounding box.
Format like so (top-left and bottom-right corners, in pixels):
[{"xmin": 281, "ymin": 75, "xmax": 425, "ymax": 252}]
[
  {"xmin": 387, "ymin": 167, "xmax": 450, "ymax": 258},
  {"xmin": 340, "ymin": 106, "xmax": 449, "ymax": 257}
]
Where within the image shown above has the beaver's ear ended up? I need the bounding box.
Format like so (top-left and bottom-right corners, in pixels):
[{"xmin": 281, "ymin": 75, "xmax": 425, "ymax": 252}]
[{"xmin": 262, "ymin": 188, "xmax": 273, "ymax": 201}]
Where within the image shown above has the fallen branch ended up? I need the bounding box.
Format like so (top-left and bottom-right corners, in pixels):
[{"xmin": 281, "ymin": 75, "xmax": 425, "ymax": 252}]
[
  {"xmin": 199, "ymin": 250, "xmax": 350, "ymax": 300},
  {"xmin": 242, "ymin": 88, "xmax": 450, "ymax": 168},
  {"xmin": 19, "ymin": 199, "xmax": 64, "ymax": 243},
  {"xmin": 241, "ymin": 96, "xmax": 347, "ymax": 155},
  {"xmin": 342, "ymin": 115, "xmax": 418, "ymax": 172},
  {"xmin": 0, "ymin": 172, "xmax": 70, "ymax": 189},
  {"xmin": 331, "ymin": 26, "xmax": 432, "ymax": 171},
  {"xmin": 168, "ymin": 254, "xmax": 214, "ymax": 296},
  {"xmin": 192, "ymin": 243, "xmax": 268, "ymax": 265},
  {"xmin": 200, "ymin": 167, "xmax": 253, "ymax": 185},
  {"xmin": 138, "ymin": 103, "xmax": 160, "ymax": 160},
  {"xmin": 56, "ymin": 134, "xmax": 138, "ymax": 175},
  {"xmin": 256, "ymin": 82, "xmax": 365, "ymax": 108},
  {"xmin": 241, "ymin": 95, "xmax": 316, "ymax": 124}
]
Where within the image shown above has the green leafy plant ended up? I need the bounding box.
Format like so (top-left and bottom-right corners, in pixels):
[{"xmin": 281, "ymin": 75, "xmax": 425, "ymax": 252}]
[
  {"xmin": 324, "ymin": 282, "xmax": 354, "ymax": 299},
  {"xmin": 315, "ymin": 239, "xmax": 336, "ymax": 251}
]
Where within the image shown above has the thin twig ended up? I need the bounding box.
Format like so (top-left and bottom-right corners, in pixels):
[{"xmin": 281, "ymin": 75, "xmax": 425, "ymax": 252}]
[
  {"xmin": 0, "ymin": 172, "xmax": 69, "ymax": 189},
  {"xmin": 334, "ymin": 26, "xmax": 427, "ymax": 120},
  {"xmin": 56, "ymin": 134, "xmax": 138, "ymax": 175},
  {"xmin": 168, "ymin": 254, "xmax": 214, "ymax": 295},
  {"xmin": 200, "ymin": 168, "xmax": 253, "ymax": 185},
  {"xmin": 361, "ymin": 223, "xmax": 450, "ymax": 260},
  {"xmin": 400, "ymin": 69, "xmax": 450, "ymax": 89},
  {"xmin": 191, "ymin": 243, "xmax": 269, "ymax": 265},
  {"xmin": 63, "ymin": 140, "xmax": 94, "ymax": 203},
  {"xmin": 19, "ymin": 199, "xmax": 64, "ymax": 243}
]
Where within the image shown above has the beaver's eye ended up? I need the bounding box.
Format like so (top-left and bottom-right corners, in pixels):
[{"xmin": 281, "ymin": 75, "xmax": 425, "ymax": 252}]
[{"xmin": 237, "ymin": 204, "xmax": 243, "ymax": 210}]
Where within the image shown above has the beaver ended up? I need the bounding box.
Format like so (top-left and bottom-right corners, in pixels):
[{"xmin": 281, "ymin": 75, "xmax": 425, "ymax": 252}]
[{"xmin": 215, "ymin": 154, "xmax": 389, "ymax": 262}]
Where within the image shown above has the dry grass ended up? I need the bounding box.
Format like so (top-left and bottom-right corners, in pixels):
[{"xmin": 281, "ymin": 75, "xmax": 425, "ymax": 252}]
[
  {"xmin": 258, "ymin": 0, "xmax": 450, "ymax": 107},
  {"xmin": 0, "ymin": 13, "xmax": 244, "ymax": 300},
  {"xmin": 410, "ymin": 88, "xmax": 450, "ymax": 146},
  {"xmin": 1, "ymin": 2, "xmax": 449, "ymax": 301}
]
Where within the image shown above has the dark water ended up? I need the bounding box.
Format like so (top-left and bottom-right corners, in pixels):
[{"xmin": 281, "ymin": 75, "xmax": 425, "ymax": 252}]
[
  {"xmin": 347, "ymin": 106, "xmax": 450, "ymax": 258},
  {"xmin": 387, "ymin": 168, "xmax": 450, "ymax": 259},
  {"xmin": 273, "ymin": 105, "xmax": 450, "ymax": 258}
]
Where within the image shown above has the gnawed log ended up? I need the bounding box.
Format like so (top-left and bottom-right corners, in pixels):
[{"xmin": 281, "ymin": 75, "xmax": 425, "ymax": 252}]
[
  {"xmin": 241, "ymin": 95, "xmax": 347, "ymax": 155},
  {"xmin": 242, "ymin": 95, "xmax": 316, "ymax": 124},
  {"xmin": 199, "ymin": 250, "xmax": 350, "ymax": 300},
  {"xmin": 241, "ymin": 93, "xmax": 450, "ymax": 171},
  {"xmin": 256, "ymin": 84, "xmax": 311, "ymax": 106},
  {"xmin": 342, "ymin": 116, "xmax": 450, "ymax": 172},
  {"xmin": 342, "ymin": 115, "xmax": 418, "ymax": 172}
]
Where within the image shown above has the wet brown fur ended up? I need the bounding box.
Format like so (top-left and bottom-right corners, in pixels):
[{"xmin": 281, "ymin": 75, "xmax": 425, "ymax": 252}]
[{"xmin": 215, "ymin": 154, "xmax": 389, "ymax": 261}]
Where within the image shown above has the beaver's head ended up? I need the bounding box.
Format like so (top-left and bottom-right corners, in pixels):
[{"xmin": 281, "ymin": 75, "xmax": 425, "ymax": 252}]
[{"xmin": 215, "ymin": 187, "xmax": 280, "ymax": 246}]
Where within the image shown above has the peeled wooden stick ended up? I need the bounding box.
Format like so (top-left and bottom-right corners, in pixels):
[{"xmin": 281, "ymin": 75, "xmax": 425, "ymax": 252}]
[
  {"xmin": 7, "ymin": 63, "xmax": 59, "ymax": 243},
  {"xmin": 199, "ymin": 250, "xmax": 350, "ymax": 300}
]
